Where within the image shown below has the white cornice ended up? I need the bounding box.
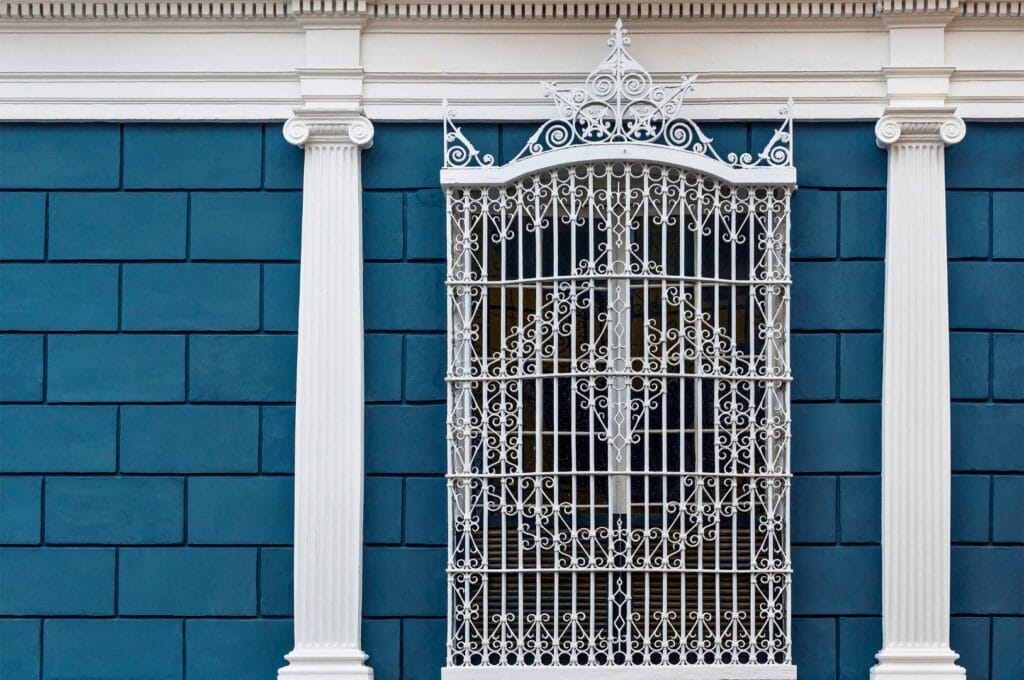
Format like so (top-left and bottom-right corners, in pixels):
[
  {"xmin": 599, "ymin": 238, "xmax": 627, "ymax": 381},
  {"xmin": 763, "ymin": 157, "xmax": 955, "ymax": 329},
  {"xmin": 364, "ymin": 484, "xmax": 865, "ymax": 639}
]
[{"xmin": 1, "ymin": 2, "xmax": 1021, "ymax": 120}]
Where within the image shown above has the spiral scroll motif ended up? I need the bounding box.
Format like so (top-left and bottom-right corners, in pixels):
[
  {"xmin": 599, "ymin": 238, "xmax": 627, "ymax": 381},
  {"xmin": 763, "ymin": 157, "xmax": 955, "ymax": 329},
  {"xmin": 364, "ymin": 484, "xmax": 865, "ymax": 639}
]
[
  {"xmin": 281, "ymin": 115, "xmax": 375, "ymax": 149},
  {"xmin": 441, "ymin": 20, "xmax": 795, "ymax": 171},
  {"xmin": 875, "ymin": 112, "xmax": 967, "ymax": 149}
]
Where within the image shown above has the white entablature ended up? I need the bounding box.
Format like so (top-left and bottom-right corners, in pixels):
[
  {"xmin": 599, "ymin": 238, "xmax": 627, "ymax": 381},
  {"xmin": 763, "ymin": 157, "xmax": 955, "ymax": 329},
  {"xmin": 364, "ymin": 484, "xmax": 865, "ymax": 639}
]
[{"xmin": 0, "ymin": 0, "xmax": 1022, "ymax": 120}]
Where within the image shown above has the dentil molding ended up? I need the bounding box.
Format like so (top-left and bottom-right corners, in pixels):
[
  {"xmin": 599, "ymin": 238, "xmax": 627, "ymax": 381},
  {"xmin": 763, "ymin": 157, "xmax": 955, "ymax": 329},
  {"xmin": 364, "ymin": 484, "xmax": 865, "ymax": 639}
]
[{"xmin": 1, "ymin": 0, "xmax": 1021, "ymax": 22}]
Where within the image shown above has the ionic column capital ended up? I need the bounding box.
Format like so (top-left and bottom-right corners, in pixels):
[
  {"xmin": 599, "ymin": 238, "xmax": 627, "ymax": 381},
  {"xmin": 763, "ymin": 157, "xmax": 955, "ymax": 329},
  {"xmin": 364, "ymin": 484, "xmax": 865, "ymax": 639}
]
[
  {"xmin": 875, "ymin": 107, "xmax": 966, "ymax": 148},
  {"xmin": 283, "ymin": 109, "xmax": 375, "ymax": 149}
]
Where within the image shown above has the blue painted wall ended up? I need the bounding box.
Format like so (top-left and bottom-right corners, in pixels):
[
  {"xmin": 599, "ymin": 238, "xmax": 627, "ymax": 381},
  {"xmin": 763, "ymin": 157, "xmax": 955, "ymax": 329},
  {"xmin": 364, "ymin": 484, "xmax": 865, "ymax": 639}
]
[
  {"xmin": 1, "ymin": 123, "xmax": 302, "ymax": 680},
  {"xmin": 1, "ymin": 121, "xmax": 1021, "ymax": 680},
  {"xmin": 944, "ymin": 123, "xmax": 1024, "ymax": 680}
]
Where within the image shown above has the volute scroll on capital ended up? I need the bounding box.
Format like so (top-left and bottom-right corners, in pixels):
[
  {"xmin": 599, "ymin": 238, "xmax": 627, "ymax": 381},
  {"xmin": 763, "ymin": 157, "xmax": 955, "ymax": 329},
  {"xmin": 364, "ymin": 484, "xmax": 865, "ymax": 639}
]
[
  {"xmin": 283, "ymin": 113, "xmax": 375, "ymax": 149},
  {"xmin": 875, "ymin": 109, "xmax": 966, "ymax": 149}
]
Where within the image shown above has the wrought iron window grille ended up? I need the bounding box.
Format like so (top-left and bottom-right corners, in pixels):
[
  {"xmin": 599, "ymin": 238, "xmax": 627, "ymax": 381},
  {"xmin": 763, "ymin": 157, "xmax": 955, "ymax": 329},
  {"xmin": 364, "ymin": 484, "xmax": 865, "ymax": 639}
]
[{"xmin": 441, "ymin": 20, "xmax": 797, "ymax": 679}]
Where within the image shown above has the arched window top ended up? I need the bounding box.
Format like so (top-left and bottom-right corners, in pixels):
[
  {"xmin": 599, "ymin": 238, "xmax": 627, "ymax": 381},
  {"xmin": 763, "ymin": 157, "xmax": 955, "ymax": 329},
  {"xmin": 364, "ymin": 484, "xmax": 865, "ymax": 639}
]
[
  {"xmin": 441, "ymin": 143, "xmax": 796, "ymax": 188},
  {"xmin": 441, "ymin": 19, "xmax": 796, "ymax": 188}
]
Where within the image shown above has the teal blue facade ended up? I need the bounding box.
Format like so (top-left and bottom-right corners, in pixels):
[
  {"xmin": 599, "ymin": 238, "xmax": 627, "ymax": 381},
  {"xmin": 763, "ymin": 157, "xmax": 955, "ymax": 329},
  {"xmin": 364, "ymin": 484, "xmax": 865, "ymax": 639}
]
[{"xmin": 0, "ymin": 121, "xmax": 1021, "ymax": 679}]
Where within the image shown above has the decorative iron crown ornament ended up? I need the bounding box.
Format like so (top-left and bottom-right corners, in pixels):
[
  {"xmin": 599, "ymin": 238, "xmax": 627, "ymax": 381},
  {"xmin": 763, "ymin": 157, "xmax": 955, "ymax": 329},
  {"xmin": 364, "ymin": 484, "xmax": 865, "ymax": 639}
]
[{"xmin": 443, "ymin": 19, "xmax": 794, "ymax": 170}]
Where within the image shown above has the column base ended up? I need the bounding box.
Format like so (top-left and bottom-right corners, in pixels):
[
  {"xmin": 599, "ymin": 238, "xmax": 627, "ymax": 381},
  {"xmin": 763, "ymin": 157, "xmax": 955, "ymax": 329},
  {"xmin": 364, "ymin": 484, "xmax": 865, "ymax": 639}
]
[
  {"xmin": 871, "ymin": 648, "xmax": 965, "ymax": 679},
  {"xmin": 278, "ymin": 648, "xmax": 374, "ymax": 680}
]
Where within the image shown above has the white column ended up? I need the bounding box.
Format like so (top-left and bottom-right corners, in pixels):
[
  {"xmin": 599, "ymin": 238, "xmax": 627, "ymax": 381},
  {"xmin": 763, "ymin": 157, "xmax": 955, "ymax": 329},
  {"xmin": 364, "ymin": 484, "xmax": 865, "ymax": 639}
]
[
  {"xmin": 279, "ymin": 111, "xmax": 375, "ymax": 680},
  {"xmin": 871, "ymin": 109, "xmax": 966, "ymax": 680}
]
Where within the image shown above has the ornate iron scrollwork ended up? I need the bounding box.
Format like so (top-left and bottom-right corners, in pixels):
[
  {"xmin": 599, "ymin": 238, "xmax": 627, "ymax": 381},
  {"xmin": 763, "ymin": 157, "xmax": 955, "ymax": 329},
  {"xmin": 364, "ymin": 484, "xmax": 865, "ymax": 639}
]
[{"xmin": 443, "ymin": 21, "xmax": 795, "ymax": 676}]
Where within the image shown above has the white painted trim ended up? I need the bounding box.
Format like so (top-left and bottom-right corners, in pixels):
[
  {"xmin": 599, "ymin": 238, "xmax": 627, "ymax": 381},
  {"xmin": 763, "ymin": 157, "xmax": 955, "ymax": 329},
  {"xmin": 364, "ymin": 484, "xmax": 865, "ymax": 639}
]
[
  {"xmin": 440, "ymin": 143, "xmax": 797, "ymax": 187},
  {"xmin": 442, "ymin": 665, "xmax": 798, "ymax": 679},
  {"xmin": 870, "ymin": 107, "xmax": 966, "ymax": 680},
  {"xmin": 3, "ymin": 71, "xmax": 1023, "ymax": 122},
  {"xmin": 279, "ymin": 110, "xmax": 375, "ymax": 680}
]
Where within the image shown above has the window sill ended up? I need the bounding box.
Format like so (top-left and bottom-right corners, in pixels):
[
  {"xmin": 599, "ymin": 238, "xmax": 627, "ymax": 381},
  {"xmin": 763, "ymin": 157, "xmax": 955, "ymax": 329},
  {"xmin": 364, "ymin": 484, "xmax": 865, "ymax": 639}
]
[{"xmin": 443, "ymin": 664, "xmax": 798, "ymax": 679}]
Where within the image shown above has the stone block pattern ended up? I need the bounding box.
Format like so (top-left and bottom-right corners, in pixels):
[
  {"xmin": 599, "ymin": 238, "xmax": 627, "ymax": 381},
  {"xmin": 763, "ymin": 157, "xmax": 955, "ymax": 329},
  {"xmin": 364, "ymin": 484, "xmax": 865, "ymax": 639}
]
[
  {"xmin": 944, "ymin": 123, "xmax": 1024, "ymax": 680},
  {"xmin": 360, "ymin": 123, "xmax": 450, "ymax": 680},
  {"xmin": 1, "ymin": 121, "xmax": 1021, "ymax": 680},
  {"xmin": 0, "ymin": 122, "xmax": 302, "ymax": 680},
  {"xmin": 787, "ymin": 123, "xmax": 887, "ymax": 680},
  {"xmin": 787, "ymin": 122, "xmax": 1024, "ymax": 680}
]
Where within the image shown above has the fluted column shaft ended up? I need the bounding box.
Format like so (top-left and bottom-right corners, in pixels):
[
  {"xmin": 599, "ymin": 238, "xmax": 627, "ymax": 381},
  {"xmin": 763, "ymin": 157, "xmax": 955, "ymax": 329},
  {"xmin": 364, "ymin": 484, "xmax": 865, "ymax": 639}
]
[
  {"xmin": 279, "ymin": 112, "xmax": 375, "ymax": 680},
  {"xmin": 871, "ymin": 109, "xmax": 965, "ymax": 680}
]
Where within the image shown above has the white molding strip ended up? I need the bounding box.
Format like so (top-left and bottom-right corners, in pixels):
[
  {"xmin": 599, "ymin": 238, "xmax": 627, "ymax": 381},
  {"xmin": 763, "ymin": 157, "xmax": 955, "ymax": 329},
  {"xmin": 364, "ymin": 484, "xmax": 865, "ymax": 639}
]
[
  {"xmin": 279, "ymin": 109, "xmax": 376, "ymax": 680},
  {"xmin": 3, "ymin": 66, "xmax": 1023, "ymax": 121},
  {"xmin": 871, "ymin": 107, "xmax": 966, "ymax": 680}
]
